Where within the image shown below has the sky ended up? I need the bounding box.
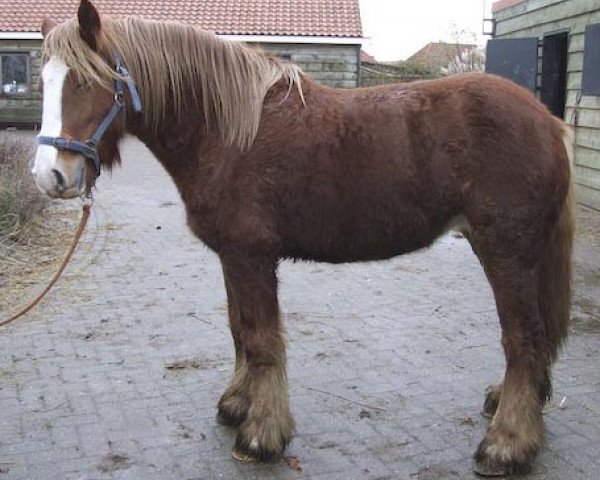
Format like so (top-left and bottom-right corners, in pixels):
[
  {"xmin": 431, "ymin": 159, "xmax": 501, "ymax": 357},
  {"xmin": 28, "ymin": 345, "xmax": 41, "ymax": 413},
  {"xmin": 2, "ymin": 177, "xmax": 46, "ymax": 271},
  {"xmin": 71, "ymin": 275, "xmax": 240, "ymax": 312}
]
[{"xmin": 359, "ymin": 0, "xmax": 494, "ymax": 62}]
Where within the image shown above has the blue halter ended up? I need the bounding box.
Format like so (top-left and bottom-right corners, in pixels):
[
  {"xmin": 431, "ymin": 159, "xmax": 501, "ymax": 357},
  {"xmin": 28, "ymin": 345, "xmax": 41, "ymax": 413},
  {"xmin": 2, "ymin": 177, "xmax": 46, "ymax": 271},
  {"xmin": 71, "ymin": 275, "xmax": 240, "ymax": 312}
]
[{"xmin": 38, "ymin": 53, "xmax": 142, "ymax": 177}]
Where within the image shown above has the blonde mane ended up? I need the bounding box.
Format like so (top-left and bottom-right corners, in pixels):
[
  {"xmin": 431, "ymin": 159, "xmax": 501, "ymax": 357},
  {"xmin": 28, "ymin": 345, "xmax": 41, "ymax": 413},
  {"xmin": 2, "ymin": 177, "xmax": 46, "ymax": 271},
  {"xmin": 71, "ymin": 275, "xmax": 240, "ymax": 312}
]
[{"xmin": 42, "ymin": 16, "xmax": 305, "ymax": 149}]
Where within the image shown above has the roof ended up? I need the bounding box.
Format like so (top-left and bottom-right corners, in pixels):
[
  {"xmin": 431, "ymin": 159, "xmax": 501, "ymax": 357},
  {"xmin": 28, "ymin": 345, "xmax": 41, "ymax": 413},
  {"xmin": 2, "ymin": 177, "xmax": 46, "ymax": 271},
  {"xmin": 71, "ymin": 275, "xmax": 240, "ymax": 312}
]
[
  {"xmin": 0, "ymin": 0, "xmax": 363, "ymax": 38},
  {"xmin": 492, "ymin": 0, "xmax": 527, "ymax": 13},
  {"xmin": 360, "ymin": 50, "xmax": 376, "ymax": 63},
  {"xmin": 405, "ymin": 42, "xmax": 477, "ymax": 71}
]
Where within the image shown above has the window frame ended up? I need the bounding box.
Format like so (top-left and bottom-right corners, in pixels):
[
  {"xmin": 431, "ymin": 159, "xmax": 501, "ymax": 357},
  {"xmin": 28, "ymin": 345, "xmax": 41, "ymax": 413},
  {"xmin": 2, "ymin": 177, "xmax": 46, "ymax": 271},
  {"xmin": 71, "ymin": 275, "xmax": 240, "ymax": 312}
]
[{"xmin": 0, "ymin": 52, "xmax": 32, "ymax": 98}]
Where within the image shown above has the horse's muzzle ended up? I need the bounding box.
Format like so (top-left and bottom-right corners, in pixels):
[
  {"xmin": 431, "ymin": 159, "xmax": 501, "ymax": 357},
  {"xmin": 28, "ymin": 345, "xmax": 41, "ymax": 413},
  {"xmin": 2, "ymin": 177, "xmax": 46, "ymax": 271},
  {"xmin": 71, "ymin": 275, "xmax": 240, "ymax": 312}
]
[{"xmin": 32, "ymin": 151, "xmax": 86, "ymax": 199}]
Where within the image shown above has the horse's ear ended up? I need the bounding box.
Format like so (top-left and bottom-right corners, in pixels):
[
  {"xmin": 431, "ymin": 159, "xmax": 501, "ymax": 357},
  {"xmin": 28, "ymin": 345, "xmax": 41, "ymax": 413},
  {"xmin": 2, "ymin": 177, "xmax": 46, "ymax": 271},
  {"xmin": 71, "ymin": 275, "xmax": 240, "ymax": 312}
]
[
  {"xmin": 41, "ymin": 18, "xmax": 58, "ymax": 38},
  {"xmin": 77, "ymin": 0, "xmax": 102, "ymax": 51}
]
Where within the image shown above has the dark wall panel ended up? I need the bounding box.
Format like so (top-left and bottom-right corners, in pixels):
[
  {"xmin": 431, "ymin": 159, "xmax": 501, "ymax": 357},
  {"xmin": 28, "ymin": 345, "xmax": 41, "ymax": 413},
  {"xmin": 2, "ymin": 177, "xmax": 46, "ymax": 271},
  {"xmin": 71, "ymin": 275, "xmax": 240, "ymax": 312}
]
[
  {"xmin": 486, "ymin": 37, "xmax": 539, "ymax": 91},
  {"xmin": 582, "ymin": 23, "xmax": 600, "ymax": 96}
]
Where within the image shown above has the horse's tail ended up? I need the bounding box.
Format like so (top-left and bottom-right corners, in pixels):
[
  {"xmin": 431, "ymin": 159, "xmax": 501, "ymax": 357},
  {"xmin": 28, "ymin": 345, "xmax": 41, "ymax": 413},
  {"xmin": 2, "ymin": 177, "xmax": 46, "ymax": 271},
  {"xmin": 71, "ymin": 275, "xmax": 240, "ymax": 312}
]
[{"xmin": 538, "ymin": 124, "xmax": 576, "ymax": 365}]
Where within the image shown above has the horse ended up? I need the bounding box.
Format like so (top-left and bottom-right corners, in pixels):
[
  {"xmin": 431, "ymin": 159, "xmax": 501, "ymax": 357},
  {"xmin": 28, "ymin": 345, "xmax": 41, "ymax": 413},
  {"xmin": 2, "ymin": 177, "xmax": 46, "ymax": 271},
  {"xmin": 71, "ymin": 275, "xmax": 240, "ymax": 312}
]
[{"xmin": 33, "ymin": 0, "xmax": 575, "ymax": 475}]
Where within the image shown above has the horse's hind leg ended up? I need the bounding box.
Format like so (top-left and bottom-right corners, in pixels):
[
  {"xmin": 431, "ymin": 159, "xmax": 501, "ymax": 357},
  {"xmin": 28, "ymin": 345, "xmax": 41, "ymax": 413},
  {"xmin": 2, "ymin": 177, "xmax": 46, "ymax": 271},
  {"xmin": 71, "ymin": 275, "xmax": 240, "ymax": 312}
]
[
  {"xmin": 463, "ymin": 232, "xmax": 505, "ymax": 420},
  {"xmin": 473, "ymin": 254, "xmax": 550, "ymax": 476},
  {"xmin": 475, "ymin": 203, "xmax": 574, "ymax": 475},
  {"xmin": 219, "ymin": 254, "xmax": 293, "ymax": 462}
]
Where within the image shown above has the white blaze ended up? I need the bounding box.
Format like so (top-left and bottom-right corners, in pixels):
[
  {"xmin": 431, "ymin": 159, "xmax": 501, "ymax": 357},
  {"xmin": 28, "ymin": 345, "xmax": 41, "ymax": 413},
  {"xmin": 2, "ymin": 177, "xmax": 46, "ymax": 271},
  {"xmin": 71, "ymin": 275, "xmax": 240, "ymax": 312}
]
[{"xmin": 32, "ymin": 57, "xmax": 69, "ymax": 191}]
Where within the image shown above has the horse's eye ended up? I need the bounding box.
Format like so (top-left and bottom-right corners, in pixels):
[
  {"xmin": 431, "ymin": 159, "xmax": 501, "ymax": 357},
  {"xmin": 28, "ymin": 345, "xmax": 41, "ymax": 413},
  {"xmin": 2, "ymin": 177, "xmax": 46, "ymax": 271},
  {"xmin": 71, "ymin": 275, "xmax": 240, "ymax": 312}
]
[{"xmin": 76, "ymin": 82, "xmax": 90, "ymax": 92}]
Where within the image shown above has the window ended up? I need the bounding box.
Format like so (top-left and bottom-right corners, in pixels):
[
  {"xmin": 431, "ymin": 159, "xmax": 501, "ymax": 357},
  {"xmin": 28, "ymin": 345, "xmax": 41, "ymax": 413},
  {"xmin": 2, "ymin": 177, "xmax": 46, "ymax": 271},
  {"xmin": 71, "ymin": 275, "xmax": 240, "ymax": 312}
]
[{"xmin": 1, "ymin": 53, "xmax": 30, "ymax": 97}]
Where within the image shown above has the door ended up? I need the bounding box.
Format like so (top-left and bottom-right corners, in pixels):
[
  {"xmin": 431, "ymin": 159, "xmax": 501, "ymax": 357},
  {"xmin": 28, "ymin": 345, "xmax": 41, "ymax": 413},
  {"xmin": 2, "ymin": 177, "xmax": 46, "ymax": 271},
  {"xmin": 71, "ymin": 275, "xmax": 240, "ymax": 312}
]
[{"xmin": 541, "ymin": 32, "xmax": 568, "ymax": 118}]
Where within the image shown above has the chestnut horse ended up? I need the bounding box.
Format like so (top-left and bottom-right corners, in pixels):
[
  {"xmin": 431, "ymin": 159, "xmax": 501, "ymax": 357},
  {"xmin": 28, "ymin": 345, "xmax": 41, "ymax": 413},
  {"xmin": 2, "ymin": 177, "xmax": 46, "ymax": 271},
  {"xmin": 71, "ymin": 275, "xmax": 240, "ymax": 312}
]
[{"xmin": 33, "ymin": 0, "xmax": 575, "ymax": 475}]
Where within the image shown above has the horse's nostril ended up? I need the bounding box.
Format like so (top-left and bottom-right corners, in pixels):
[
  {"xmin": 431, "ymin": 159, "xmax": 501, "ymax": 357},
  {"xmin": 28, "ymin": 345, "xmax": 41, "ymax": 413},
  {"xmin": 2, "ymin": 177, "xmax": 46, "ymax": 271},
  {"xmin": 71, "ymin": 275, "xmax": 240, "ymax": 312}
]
[{"xmin": 52, "ymin": 169, "xmax": 66, "ymax": 193}]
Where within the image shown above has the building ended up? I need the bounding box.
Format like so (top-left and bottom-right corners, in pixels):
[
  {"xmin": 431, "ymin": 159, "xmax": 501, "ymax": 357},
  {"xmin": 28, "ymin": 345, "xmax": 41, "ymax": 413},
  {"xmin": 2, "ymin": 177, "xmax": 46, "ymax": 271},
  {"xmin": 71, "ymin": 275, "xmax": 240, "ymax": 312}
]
[
  {"xmin": 404, "ymin": 42, "xmax": 479, "ymax": 74},
  {"xmin": 0, "ymin": 0, "xmax": 363, "ymax": 126},
  {"xmin": 489, "ymin": 0, "xmax": 600, "ymax": 210}
]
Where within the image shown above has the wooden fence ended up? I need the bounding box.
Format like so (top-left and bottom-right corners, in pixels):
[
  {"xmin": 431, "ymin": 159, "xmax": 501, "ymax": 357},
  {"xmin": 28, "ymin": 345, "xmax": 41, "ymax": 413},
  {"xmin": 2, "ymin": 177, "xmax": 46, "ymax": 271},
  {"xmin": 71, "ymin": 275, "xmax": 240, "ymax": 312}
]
[{"xmin": 360, "ymin": 61, "xmax": 438, "ymax": 87}]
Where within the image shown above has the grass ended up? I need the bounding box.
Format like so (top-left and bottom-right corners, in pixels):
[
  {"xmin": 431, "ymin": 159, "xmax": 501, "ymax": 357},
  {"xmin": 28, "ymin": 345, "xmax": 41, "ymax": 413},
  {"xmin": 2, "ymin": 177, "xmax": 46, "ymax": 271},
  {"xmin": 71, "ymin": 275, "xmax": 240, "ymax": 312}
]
[
  {"xmin": 0, "ymin": 133, "xmax": 47, "ymax": 241},
  {"xmin": 0, "ymin": 133, "xmax": 80, "ymax": 313}
]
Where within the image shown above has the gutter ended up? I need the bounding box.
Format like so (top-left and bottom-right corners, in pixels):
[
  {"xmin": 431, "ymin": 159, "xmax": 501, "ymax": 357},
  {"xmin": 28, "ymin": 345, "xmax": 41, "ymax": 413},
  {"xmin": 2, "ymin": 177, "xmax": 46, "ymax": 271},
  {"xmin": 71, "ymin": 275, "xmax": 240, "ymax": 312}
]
[
  {"xmin": 1, "ymin": 31, "xmax": 362, "ymax": 46},
  {"xmin": 222, "ymin": 34, "xmax": 363, "ymax": 45},
  {"xmin": 0, "ymin": 32, "xmax": 43, "ymax": 40}
]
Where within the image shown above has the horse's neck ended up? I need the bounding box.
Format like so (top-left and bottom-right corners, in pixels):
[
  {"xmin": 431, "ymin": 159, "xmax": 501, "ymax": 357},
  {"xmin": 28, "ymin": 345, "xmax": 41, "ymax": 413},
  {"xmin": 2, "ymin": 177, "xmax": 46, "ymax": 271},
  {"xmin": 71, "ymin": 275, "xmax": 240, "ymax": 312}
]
[{"xmin": 126, "ymin": 115, "xmax": 219, "ymax": 201}]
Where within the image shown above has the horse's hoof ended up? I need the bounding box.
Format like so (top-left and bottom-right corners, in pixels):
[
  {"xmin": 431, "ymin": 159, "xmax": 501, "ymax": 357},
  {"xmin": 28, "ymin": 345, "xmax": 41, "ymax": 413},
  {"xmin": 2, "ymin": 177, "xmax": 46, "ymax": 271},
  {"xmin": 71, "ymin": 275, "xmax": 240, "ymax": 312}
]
[
  {"xmin": 217, "ymin": 410, "xmax": 242, "ymax": 427},
  {"xmin": 233, "ymin": 434, "xmax": 285, "ymax": 463},
  {"xmin": 232, "ymin": 449, "xmax": 259, "ymax": 463},
  {"xmin": 217, "ymin": 395, "xmax": 249, "ymax": 427},
  {"xmin": 216, "ymin": 407, "xmax": 245, "ymax": 427},
  {"xmin": 473, "ymin": 457, "xmax": 509, "ymax": 477},
  {"xmin": 474, "ymin": 439, "xmax": 532, "ymax": 477},
  {"xmin": 482, "ymin": 385, "xmax": 501, "ymax": 419},
  {"xmin": 473, "ymin": 457, "xmax": 531, "ymax": 477}
]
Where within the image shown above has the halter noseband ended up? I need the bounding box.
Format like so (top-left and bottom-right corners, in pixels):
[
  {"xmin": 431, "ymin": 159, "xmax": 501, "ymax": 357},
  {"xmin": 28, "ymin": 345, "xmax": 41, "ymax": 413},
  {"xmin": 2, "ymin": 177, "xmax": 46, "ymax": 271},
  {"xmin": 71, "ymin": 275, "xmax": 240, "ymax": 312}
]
[{"xmin": 38, "ymin": 53, "xmax": 142, "ymax": 177}]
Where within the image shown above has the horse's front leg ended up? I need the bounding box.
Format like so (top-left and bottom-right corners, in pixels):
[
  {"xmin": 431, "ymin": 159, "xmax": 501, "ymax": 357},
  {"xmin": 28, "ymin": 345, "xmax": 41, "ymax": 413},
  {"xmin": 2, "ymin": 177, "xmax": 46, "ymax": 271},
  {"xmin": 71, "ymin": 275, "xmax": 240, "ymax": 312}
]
[
  {"xmin": 216, "ymin": 274, "xmax": 250, "ymax": 427},
  {"xmin": 218, "ymin": 254, "xmax": 293, "ymax": 462}
]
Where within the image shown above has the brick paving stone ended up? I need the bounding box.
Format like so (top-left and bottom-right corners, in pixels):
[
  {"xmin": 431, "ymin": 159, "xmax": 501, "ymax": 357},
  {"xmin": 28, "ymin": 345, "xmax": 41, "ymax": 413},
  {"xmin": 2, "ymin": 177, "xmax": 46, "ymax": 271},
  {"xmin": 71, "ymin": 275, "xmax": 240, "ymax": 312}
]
[{"xmin": 0, "ymin": 134, "xmax": 599, "ymax": 479}]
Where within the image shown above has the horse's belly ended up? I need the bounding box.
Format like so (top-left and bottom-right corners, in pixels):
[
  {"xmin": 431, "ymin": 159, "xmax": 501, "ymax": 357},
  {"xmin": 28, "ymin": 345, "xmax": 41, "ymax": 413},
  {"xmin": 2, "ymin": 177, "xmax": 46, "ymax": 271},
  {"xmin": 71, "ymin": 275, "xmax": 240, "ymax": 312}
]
[{"xmin": 280, "ymin": 211, "xmax": 458, "ymax": 264}]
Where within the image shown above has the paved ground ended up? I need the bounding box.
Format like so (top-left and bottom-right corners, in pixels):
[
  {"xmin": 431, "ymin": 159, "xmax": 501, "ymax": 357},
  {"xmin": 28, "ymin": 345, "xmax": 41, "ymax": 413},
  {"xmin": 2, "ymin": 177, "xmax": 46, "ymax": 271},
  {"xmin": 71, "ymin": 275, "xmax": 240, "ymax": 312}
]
[{"xmin": 1, "ymin": 135, "xmax": 599, "ymax": 480}]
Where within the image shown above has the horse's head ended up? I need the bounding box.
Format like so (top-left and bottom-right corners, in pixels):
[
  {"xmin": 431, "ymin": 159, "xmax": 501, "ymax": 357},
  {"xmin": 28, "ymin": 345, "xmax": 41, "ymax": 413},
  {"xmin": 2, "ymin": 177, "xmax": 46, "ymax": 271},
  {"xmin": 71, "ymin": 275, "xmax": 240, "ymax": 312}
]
[{"xmin": 33, "ymin": 0, "xmax": 127, "ymax": 199}]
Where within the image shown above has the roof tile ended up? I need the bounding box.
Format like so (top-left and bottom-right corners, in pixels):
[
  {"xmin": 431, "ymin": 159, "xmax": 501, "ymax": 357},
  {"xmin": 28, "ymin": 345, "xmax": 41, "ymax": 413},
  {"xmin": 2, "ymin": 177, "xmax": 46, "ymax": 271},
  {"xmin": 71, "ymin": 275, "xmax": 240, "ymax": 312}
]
[{"xmin": 0, "ymin": 0, "xmax": 362, "ymax": 37}]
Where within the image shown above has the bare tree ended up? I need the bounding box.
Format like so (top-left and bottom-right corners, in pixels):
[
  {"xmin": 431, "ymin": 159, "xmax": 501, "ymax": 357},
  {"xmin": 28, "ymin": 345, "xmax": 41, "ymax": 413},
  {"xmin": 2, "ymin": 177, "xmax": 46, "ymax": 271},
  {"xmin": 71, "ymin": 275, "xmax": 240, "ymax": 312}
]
[
  {"xmin": 442, "ymin": 46, "xmax": 486, "ymax": 74},
  {"xmin": 442, "ymin": 24, "xmax": 485, "ymax": 74}
]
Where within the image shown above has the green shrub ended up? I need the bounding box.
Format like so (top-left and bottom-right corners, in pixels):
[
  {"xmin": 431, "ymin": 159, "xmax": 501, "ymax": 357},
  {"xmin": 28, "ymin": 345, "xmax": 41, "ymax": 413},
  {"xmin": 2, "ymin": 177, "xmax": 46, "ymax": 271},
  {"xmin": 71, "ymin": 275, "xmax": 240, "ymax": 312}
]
[{"xmin": 0, "ymin": 133, "xmax": 47, "ymax": 240}]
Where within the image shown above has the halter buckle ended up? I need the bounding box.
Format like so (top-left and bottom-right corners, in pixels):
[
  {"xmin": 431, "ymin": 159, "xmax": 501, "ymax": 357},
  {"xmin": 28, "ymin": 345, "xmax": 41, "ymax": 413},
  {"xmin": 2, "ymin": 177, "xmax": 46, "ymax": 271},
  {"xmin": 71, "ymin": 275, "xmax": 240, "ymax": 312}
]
[{"xmin": 114, "ymin": 91, "xmax": 124, "ymax": 107}]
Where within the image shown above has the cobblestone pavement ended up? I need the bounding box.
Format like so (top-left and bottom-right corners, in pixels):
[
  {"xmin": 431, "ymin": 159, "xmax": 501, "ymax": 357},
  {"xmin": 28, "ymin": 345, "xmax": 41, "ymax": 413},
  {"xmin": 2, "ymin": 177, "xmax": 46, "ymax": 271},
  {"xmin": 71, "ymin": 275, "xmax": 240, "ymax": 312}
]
[{"xmin": 1, "ymin": 135, "xmax": 599, "ymax": 480}]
